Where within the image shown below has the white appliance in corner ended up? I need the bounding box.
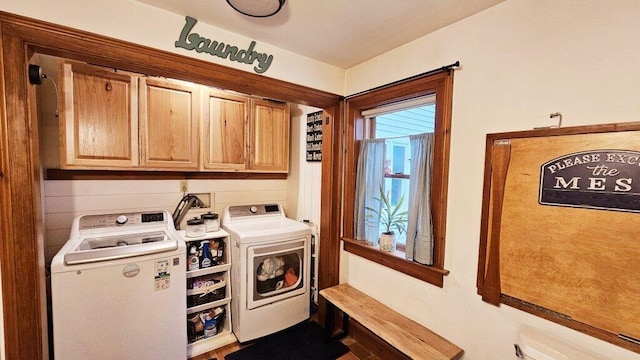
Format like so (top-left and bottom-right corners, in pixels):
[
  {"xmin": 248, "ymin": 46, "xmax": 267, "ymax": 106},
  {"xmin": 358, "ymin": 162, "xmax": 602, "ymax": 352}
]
[
  {"xmin": 223, "ymin": 203, "xmax": 311, "ymax": 343},
  {"xmin": 516, "ymin": 325, "xmax": 609, "ymax": 360},
  {"xmin": 51, "ymin": 210, "xmax": 186, "ymax": 360}
]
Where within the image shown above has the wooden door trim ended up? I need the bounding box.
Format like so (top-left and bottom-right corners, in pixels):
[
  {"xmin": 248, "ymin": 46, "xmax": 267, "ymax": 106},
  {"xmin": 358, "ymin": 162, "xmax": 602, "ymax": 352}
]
[
  {"xmin": 0, "ymin": 11, "xmax": 342, "ymax": 359},
  {"xmin": 0, "ymin": 29, "xmax": 48, "ymax": 360},
  {"xmin": 317, "ymin": 104, "xmax": 344, "ymax": 325}
]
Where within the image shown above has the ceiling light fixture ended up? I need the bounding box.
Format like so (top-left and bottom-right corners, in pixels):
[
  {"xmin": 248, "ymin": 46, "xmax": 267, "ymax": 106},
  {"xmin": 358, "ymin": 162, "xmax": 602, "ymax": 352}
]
[{"xmin": 226, "ymin": 0, "xmax": 285, "ymax": 18}]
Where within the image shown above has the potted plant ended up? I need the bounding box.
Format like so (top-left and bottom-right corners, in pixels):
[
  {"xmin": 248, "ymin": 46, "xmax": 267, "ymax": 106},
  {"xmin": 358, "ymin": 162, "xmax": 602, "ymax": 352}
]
[{"xmin": 366, "ymin": 185, "xmax": 408, "ymax": 251}]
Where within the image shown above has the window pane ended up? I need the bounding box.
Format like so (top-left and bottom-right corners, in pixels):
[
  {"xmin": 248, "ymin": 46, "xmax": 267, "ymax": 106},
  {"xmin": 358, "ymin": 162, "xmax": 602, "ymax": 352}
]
[
  {"xmin": 369, "ymin": 100, "xmax": 435, "ymax": 247},
  {"xmin": 374, "ymin": 103, "xmax": 435, "ymax": 138},
  {"xmin": 381, "ymin": 177, "xmax": 410, "ymax": 245}
]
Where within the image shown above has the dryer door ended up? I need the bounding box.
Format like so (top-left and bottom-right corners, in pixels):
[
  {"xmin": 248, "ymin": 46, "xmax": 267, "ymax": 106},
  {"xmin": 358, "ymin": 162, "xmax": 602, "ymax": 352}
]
[{"xmin": 247, "ymin": 238, "xmax": 307, "ymax": 310}]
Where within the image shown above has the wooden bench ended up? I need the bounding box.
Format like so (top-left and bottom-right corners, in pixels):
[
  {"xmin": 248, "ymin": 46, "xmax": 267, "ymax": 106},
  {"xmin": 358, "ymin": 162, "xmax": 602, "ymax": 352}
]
[{"xmin": 320, "ymin": 283, "xmax": 463, "ymax": 360}]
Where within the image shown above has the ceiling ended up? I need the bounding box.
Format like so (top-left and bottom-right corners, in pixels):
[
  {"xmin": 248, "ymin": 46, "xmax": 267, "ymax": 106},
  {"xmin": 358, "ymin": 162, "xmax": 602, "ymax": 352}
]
[{"xmin": 135, "ymin": 0, "xmax": 505, "ymax": 69}]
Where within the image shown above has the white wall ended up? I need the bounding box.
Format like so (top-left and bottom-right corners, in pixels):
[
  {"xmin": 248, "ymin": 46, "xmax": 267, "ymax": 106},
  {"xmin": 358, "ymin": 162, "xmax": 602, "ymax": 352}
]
[
  {"xmin": 288, "ymin": 104, "xmax": 323, "ymax": 303},
  {"xmin": 42, "ymin": 179, "xmax": 290, "ymax": 262},
  {"xmin": 0, "ymin": 0, "xmax": 345, "ymax": 95},
  {"xmin": 343, "ymin": 1, "xmax": 640, "ymax": 359},
  {"xmin": 288, "ymin": 104, "xmax": 323, "ymax": 227}
]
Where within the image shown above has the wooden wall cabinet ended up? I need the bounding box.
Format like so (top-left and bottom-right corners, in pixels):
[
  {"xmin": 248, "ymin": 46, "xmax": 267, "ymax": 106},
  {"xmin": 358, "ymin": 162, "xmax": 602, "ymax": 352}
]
[
  {"xmin": 59, "ymin": 62, "xmax": 139, "ymax": 168},
  {"xmin": 249, "ymin": 99, "xmax": 290, "ymax": 172},
  {"xmin": 59, "ymin": 62, "xmax": 289, "ymax": 174},
  {"xmin": 202, "ymin": 89, "xmax": 248, "ymax": 170},
  {"xmin": 139, "ymin": 77, "xmax": 200, "ymax": 170},
  {"xmin": 202, "ymin": 93, "xmax": 290, "ymax": 173}
]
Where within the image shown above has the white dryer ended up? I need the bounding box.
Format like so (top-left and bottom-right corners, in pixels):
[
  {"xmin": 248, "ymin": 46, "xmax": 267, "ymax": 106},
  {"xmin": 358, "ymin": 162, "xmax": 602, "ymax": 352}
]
[{"xmin": 222, "ymin": 204, "xmax": 311, "ymax": 342}]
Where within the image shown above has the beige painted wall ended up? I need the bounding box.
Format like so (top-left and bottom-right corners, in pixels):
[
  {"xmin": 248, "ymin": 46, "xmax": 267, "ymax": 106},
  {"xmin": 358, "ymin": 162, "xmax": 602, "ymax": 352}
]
[
  {"xmin": 343, "ymin": 0, "xmax": 640, "ymax": 359},
  {"xmin": 0, "ymin": 0, "xmax": 345, "ymax": 95}
]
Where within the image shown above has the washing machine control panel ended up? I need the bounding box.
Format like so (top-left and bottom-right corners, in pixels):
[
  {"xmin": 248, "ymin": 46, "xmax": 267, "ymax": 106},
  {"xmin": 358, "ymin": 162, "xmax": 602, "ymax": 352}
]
[{"xmin": 78, "ymin": 211, "xmax": 167, "ymax": 230}]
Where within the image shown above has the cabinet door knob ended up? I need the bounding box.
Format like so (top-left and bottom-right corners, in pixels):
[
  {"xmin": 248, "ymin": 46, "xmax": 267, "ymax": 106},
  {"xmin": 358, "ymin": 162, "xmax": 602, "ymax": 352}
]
[{"xmin": 105, "ymin": 82, "xmax": 113, "ymax": 92}]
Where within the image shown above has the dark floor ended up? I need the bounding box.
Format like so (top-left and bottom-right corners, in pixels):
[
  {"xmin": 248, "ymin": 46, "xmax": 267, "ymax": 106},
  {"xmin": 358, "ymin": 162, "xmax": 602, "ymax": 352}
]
[
  {"xmin": 188, "ymin": 334, "xmax": 378, "ymax": 360},
  {"xmin": 188, "ymin": 309, "xmax": 380, "ymax": 360}
]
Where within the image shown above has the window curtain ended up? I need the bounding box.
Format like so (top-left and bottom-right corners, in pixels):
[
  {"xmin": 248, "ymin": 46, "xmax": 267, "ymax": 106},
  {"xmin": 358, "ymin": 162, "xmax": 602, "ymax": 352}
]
[
  {"xmin": 405, "ymin": 133, "xmax": 435, "ymax": 265},
  {"xmin": 354, "ymin": 138, "xmax": 386, "ymax": 245}
]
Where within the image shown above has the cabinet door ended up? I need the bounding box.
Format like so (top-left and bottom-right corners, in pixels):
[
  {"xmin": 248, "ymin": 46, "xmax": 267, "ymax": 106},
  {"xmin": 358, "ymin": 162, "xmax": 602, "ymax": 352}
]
[
  {"xmin": 202, "ymin": 89, "xmax": 248, "ymax": 170},
  {"xmin": 249, "ymin": 99, "xmax": 290, "ymax": 172},
  {"xmin": 59, "ymin": 62, "xmax": 138, "ymax": 168},
  {"xmin": 139, "ymin": 77, "xmax": 199, "ymax": 169}
]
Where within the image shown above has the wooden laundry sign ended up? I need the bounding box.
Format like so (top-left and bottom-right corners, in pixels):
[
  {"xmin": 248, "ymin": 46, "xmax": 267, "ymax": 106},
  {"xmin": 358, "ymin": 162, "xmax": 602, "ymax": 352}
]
[
  {"xmin": 175, "ymin": 16, "xmax": 274, "ymax": 74},
  {"xmin": 540, "ymin": 149, "xmax": 640, "ymax": 212}
]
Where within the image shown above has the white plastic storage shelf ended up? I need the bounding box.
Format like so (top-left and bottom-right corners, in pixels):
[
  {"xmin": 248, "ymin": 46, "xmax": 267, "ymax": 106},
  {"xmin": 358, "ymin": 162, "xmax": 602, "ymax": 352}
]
[{"xmin": 179, "ymin": 229, "xmax": 237, "ymax": 358}]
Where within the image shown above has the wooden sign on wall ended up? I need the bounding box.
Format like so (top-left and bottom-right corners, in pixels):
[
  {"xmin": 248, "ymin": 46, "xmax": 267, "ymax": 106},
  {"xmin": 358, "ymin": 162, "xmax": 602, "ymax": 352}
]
[
  {"xmin": 539, "ymin": 149, "xmax": 640, "ymax": 212},
  {"xmin": 477, "ymin": 122, "xmax": 640, "ymax": 354}
]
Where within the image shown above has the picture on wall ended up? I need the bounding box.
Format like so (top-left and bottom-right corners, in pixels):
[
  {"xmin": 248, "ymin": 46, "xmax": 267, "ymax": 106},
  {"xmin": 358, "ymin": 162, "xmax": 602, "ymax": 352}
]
[{"xmin": 306, "ymin": 111, "xmax": 323, "ymax": 162}]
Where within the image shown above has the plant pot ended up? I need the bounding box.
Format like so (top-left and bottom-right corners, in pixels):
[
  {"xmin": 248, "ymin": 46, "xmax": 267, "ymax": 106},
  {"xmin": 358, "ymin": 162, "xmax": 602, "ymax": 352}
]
[{"xmin": 379, "ymin": 233, "xmax": 396, "ymax": 252}]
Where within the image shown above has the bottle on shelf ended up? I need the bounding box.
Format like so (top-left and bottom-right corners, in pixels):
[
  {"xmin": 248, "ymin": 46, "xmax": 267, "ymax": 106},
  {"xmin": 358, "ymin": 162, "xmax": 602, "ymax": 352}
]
[
  {"xmin": 199, "ymin": 240, "xmax": 214, "ymax": 268},
  {"xmin": 211, "ymin": 239, "xmax": 224, "ymax": 266},
  {"xmin": 187, "ymin": 244, "xmax": 200, "ymax": 271},
  {"xmin": 203, "ymin": 312, "xmax": 217, "ymax": 338}
]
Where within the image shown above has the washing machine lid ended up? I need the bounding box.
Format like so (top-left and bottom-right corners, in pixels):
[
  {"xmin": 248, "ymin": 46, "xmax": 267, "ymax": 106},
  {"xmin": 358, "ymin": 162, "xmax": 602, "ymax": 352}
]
[
  {"xmin": 54, "ymin": 210, "xmax": 183, "ymax": 266},
  {"xmin": 222, "ymin": 204, "xmax": 310, "ymax": 242},
  {"xmin": 222, "ymin": 218, "xmax": 311, "ymax": 242},
  {"xmin": 223, "ymin": 218, "xmax": 310, "ymax": 242},
  {"xmin": 64, "ymin": 230, "xmax": 179, "ymax": 265}
]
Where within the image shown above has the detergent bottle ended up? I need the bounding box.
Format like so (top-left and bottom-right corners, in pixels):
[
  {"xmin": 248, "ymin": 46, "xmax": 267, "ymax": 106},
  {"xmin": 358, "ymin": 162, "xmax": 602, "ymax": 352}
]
[
  {"xmin": 199, "ymin": 240, "xmax": 213, "ymax": 268},
  {"xmin": 203, "ymin": 312, "xmax": 217, "ymax": 338}
]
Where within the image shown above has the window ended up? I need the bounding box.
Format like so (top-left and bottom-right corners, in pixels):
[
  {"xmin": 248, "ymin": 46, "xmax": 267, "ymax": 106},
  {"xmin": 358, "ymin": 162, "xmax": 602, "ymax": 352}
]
[
  {"xmin": 366, "ymin": 97, "xmax": 436, "ymax": 248},
  {"xmin": 342, "ymin": 71, "xmax": 453, "ymax": 287}
]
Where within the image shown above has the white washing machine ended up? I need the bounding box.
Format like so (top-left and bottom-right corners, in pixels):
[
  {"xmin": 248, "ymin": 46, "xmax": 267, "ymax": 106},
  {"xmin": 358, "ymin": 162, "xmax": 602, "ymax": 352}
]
[
  {"xmin": 222, "ymin": 204, "xmax": 311, "ymax": 343},
  {"xmin": 51, "ymin": 210, "xmax": 186, "ymax": 360}
]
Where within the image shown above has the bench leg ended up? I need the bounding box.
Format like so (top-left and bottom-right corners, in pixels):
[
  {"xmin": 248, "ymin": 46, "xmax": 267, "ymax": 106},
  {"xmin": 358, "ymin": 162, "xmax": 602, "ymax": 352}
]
[
  {"xmin": 324, "ymin": 301, "xmax": 349, "ymax": 343},
  {"xmin": 324, "ymin": 301, "xmax": 335, "ymax": 342},
  {"xmin": 342, "ymin": 312, "xmax": 350, "ymax": 337}
]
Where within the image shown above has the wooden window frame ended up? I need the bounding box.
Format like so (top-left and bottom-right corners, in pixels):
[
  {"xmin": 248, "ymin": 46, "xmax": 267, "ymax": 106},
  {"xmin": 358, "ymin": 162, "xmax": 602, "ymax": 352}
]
[{"xmin": 341, "ymin": 71, "xmax": 454, "ymax": 287}]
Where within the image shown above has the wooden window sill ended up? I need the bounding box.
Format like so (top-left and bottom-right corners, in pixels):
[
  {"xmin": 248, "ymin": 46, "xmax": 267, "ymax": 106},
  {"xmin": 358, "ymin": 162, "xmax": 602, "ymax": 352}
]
[{"xmin": 342, "ymin": 237, "xmax": 449, "ymax": 288}]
